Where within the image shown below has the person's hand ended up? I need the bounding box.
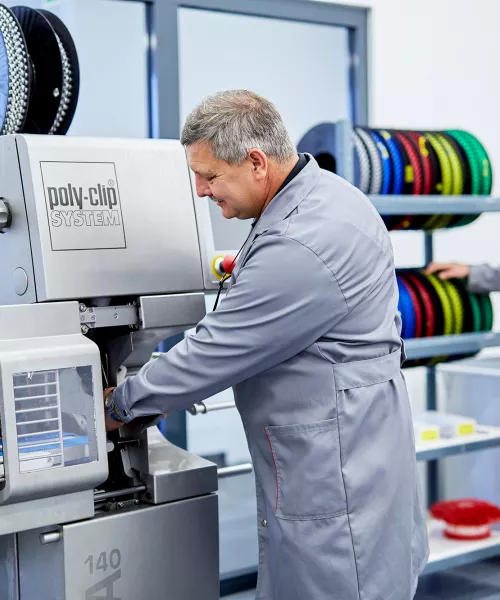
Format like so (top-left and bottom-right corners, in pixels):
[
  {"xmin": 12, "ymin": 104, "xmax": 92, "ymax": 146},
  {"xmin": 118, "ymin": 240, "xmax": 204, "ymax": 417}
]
[
  {"xmin": 425, "ymin": 262, "xmax": 470, "ymax": 280},
  {"xmin": 103, "ymin": 387, "xmax": 125, "ymax": 432}
]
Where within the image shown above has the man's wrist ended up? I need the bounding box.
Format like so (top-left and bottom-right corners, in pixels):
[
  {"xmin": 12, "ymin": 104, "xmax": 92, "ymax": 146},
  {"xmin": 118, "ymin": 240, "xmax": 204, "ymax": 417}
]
[
  {"xmin": 105, "ymin": 389, "xmax": 132, "ymax": 423},
  {"xmin": 105, "ymin": 393, "xmax": 122, "ymax": 423}
]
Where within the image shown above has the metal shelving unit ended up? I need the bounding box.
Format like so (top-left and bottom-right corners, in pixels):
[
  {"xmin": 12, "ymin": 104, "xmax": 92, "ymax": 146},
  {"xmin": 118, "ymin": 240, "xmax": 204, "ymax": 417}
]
[
  {"xmin": 370, "ymin": 195, "xmax": 500, "ymax": 215},
  {"xmin": 416, "ymin": 426, "xmax": 500, "ymax": 461},
  {"xmin": 335, "ymin": 119, "xmax": 500, "ymax": 575},
  {"xmin": 424, "ymin": 522, "xmax": 500, "ymax": 575},
  {"xmin": 404, "ymin": 332, "xmax": 500, "ymax": 360}
]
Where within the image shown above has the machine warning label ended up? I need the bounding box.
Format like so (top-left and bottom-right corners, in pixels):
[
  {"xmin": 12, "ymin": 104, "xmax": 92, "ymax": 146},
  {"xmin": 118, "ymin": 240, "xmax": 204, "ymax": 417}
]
[{"xmin": 40, "ymin": 161, "xmax": 126, "ymax": 251}]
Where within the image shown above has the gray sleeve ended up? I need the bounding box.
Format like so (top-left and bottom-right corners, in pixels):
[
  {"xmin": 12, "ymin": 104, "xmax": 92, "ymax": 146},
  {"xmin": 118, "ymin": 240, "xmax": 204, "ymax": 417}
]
[
  {"xmin": 112, "ymin": 234, "xmax": 349, "ymax": 421},
  {"xmin": 467, "ymin": 264, "xmax": 500, "ymax": 293}
]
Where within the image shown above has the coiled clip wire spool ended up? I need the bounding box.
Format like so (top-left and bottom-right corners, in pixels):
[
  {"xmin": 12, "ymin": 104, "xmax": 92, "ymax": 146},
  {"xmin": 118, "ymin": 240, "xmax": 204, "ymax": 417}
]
[
  {"xmin": 478, "ymin": 293, "xmax": 494, "ymax": 331},
  {"xmin": 403, "ymin": 271, "xmax": 435, "ymax": 337},
  {"xmin": 398, "ymin": 272, "xmax": 424, "ymax": 338},
  {"xmin": 447, "ymin": 129, "xmax": 492, "ymax": 226},
  {"xmin": 426, "ymin": 273, "xmax": 455, "ymax": 335},
  {"xmin": 378, "ymin": 129, "xmax": 405, "ymax": 195},
  {"xmin": 397, "ymin": 275, "xmax": 416, "ymax": 339},
  {"xmin": 353, "ymin": 129, "xmax": 371, "ymax": 194},
  {"xmin": 370, "ymin": 129, "xmax": 393, "ymax": 195},
  {"xmin": 355, "ymin": 126, "xmax": 383, "ymax": 194},
  {"xmin": 455, "ymin": 131, "xmax": 493, "ymax": 195},
  {"xmin": 391, "ymin": 132, "xmax": 426, "ymax": 230},
  {"xmin": 425, "ymin": 274, "xmax": 456, "ymax": 365},
  {"xmin": 436, "ymin": 132, "xmax": 463, "ymax": 195},
  {"xmin": 0, "ymin": 4, "xmax": 30, "ymax": 134},
  {"xmin": 11, "ymin": 5, "xmax": 79, "ymax": 135},
  {"xmin": 422, "ymin": 133, "xmax": 454, "ymax": 229},
  {"xmin": 440, "ymin": 278, "xmax": 464, "ymax": 334}
]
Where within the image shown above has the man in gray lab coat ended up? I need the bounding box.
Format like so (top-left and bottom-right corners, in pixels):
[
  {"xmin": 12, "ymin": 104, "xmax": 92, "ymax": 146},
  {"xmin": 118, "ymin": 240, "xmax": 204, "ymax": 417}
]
[
  {"xmin": 105, "ymin": 90, "xmax": 429, "ymax": 599},
  {"xmin": 427, "ymin": 262, "xmax": 500, "ymax": 292}
]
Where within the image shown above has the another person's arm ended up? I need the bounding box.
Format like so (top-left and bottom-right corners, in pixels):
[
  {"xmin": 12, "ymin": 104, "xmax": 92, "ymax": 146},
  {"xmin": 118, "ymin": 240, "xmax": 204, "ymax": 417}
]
[{"xmin": 426, "ymin": 262, "xmax": 500, "ymax": 293}]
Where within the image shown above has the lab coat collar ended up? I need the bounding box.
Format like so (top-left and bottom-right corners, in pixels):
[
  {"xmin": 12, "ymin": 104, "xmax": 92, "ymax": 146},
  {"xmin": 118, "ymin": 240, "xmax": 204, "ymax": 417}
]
[{"xmin": 253, "ymin": 154, "xmax": 321, "ymax": 235}]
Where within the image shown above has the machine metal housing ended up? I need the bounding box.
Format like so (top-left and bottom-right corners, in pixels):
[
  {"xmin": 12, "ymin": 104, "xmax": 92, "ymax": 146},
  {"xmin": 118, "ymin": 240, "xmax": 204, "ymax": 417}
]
[{"xmin": 0, "ymin": 135, "xmax": 220, "ymax": 599}]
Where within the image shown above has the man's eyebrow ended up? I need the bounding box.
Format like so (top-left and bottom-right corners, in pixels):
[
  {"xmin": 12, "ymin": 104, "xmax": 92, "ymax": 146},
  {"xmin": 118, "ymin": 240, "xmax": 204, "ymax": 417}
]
[
  {"xmin": 193, "ymin": 169, "xmax": 215, "ymax": 178},
  {"xmin": 191, "ymin": 167, "xmax": 211, "ymax": 178}
]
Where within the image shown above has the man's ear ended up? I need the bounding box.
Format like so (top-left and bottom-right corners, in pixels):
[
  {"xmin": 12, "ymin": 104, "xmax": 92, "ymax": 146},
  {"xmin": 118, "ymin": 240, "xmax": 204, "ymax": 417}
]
[{"xmin": 248, "ymin": 148, "xmax": 268, "ymax": 179}]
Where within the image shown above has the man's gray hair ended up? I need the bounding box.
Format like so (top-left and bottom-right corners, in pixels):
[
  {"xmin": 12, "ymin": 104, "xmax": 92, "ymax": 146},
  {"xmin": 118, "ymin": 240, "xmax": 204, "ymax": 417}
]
[{"xmin": 180, "ymin": 90, "xmax": 296, "ymax": 165}]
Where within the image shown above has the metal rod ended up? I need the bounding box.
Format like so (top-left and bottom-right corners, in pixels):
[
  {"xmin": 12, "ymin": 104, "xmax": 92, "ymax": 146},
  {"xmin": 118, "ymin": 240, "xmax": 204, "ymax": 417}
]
[
  {"xmin": 94, "ymin": 485, "xmax": 147, "ymax": 502},
  {"xmin": 188, "ymin": 401, "xmax": 236, "ymax": 415},
  {"xmin": 217, "ymin": 463, "xmax": 253, "ymax": 479}
]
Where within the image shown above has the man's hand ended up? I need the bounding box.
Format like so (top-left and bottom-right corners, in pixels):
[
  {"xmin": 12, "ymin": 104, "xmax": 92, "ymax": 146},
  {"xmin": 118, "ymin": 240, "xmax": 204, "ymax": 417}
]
[
  {"xmin": 425, "ymin": 262, "xmax": 470, "ymax": 280},
  {"xmin": 103, "ymin": 387, "xmax": 125, "ymax": 432},
  {"xmin": 103, "ymin": 387, "xmax": 168, "ymax": 432}
]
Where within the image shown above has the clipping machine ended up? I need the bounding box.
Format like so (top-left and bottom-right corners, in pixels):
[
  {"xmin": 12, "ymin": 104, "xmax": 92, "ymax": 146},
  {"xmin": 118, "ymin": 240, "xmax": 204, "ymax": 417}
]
[{"xmin": 0, "ymin": 134, "xmax": 233, "ymax": 599}]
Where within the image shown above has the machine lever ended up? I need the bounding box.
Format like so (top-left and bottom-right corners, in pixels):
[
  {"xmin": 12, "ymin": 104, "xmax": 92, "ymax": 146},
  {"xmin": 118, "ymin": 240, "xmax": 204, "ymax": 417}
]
[{"xmin": 40, "ymin": 531, "xmax": 61, "ymax": 545}]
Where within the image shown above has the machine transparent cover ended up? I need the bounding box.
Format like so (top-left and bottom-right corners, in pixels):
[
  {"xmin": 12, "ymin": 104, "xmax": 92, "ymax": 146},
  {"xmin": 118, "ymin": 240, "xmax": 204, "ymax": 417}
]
[{"xmin": 8, "ymin": 366, "xmax": 98, "ymax": 474}]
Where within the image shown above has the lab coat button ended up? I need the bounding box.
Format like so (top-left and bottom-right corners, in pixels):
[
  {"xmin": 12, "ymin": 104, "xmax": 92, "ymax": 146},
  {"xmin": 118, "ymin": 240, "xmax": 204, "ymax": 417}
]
[{"xmin": 261, "ymin": 519, "xmax": 267, "ymax": 527}]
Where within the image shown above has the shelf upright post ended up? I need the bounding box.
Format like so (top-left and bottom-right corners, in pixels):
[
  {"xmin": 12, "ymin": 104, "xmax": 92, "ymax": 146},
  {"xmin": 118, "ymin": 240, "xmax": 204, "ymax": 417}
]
[
  {"xmin": 424, "ymin": 231, "xmax": 439, "ymax": 506},
  {"xmin": 335, "ymin": 120, "xmax": 354, "ymax": 184}
]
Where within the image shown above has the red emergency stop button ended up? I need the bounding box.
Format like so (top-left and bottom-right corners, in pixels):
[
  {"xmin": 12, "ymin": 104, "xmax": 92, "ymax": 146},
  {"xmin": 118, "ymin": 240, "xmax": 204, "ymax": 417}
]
[
  {"xmin": 212, "ymin": 254, "xmax": 236, "ymax": 279},
  {"xmin": 221, "ymin": 255, "xmax": 236, "ymax": 274}
]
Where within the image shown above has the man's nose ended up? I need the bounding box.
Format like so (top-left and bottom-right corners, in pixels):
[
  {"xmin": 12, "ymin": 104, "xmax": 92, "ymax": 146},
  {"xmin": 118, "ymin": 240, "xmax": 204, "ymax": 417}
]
[{"xmin": 195, "ymin": 176, "xmax": 210, "ymax": 198}]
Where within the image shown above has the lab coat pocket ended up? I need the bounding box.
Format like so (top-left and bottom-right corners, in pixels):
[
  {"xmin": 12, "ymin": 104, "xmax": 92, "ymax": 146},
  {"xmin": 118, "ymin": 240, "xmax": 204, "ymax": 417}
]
[{"xmin": 265, "ymin": 418, "xmax": 347, "ymax": 521}]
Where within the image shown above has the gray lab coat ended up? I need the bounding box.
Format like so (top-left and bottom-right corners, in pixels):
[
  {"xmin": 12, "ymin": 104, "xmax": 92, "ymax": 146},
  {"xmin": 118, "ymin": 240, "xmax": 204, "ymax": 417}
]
[
  {"xmin": 468, "ymin": 264, "xmax": 500, "ymax": 293},
  {"xmin": 113, "ymin": 156, "xmax": 429, "ymax": 600}
]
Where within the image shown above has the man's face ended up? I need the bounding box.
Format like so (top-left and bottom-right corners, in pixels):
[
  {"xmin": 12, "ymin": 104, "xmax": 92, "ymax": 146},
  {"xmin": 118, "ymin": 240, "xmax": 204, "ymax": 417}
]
[{"xmin": 187, "ymin": 141, "xmax": 267, "ymax": 220}]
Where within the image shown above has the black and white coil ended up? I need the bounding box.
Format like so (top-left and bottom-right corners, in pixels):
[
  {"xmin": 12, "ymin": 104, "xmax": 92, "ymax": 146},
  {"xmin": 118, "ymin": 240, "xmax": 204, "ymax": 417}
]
[
  {"xmin": 0, "ymin": 5, "xmax": 29, "ymax": 135},
  {"xmin": 0, "ymin": 4, "xmax": 78, "ymax": 136}
]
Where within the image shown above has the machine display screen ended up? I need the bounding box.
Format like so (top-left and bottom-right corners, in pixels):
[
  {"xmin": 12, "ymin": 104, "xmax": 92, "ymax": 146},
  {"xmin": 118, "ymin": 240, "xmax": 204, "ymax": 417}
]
[{"xmin": 11, "ymin": 366, "xmax": 98, "ymax": 474}]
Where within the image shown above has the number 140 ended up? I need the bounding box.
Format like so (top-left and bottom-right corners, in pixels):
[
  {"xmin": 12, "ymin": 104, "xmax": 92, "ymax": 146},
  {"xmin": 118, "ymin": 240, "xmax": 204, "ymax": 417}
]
[{"xmin": 85, "ymin": 549, "xmax": 121, "ymax": 574}]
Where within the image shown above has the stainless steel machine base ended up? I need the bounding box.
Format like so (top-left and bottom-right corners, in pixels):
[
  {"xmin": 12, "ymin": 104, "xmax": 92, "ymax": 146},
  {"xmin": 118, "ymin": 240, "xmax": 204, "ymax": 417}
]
[{"xmin": 1, "ymin": 493, "xmax": 219, "ymax": 600}]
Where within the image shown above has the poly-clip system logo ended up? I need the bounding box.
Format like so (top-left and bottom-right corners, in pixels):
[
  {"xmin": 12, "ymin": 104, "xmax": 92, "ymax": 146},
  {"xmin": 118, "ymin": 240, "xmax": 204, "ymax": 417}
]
[{"xmin": 41, "ymin": 161, "xmax": 126, "ymax": 251}]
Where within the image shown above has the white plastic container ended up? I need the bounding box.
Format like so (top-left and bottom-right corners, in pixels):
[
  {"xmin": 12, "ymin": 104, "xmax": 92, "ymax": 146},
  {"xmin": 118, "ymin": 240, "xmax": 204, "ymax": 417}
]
[
  {"xmin": 413, "ymin": 410, "xmax": 476, "ymax": 438},
  {"xmin": 413, "ymin": 421, "xmax": 440, "ymax": 443}
]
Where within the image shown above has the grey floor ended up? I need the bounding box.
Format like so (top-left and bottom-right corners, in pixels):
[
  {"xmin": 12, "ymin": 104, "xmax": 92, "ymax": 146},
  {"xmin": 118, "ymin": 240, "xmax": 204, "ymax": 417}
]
[{"xmin": 227, "ymin": 558, "xmax": 500, "ymax": 599}]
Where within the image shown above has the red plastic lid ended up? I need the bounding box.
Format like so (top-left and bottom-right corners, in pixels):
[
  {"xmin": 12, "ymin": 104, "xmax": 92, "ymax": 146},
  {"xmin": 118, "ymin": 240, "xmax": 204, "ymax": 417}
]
[{"xmin": 431, "ymin": 498, "xmax": 500, "ymax": 526}]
